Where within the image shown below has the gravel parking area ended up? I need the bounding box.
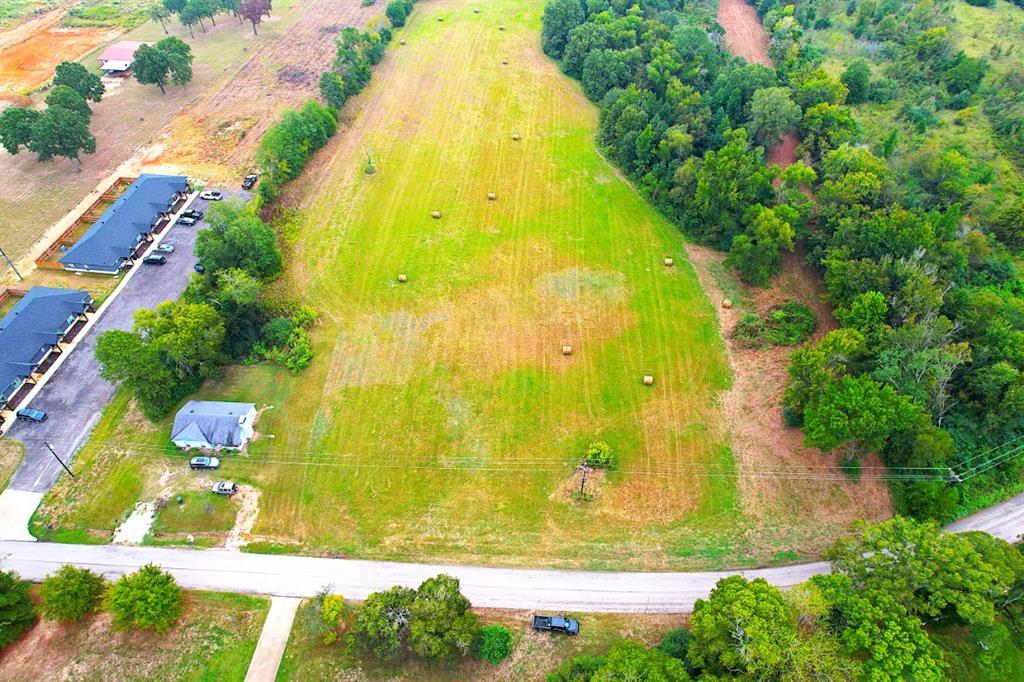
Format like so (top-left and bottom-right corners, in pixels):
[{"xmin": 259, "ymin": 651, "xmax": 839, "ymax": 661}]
[{"xmin": 6, "ymin": 190, "xmax": 250, "ymax": 493}]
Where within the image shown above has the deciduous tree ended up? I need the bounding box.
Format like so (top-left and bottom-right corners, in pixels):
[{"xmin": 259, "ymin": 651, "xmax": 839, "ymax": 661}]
[
  {"xmin": 0, "ymin": 107, "xmax": 40, "ymax": 155},
  {"xmin": 105, "ymin": 564, "xmax": 182, "ymax": 632},
  {"xmin": 27, "ymin": 106, "xmax": 95, "ymax": 169},
  {"xmin": 53, "ymin": 61, "xmax": 105, "ymax": 101},
  {"xmin": 39, "ymin": 566, "xmax": 105, "ymax": 622}
]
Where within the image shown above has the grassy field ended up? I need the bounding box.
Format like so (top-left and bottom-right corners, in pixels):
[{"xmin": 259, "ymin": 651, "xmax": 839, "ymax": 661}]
[
  {"xmin": 0, "ymin": 591, "xmax": 268, "ymax": 681},
  {"xmin": 31, "ymin": 0, "xmax": 894, "ymax": 570},
  {"xmin": 276, "ymin": 605, "xmax": 684, "ymax": 681}
]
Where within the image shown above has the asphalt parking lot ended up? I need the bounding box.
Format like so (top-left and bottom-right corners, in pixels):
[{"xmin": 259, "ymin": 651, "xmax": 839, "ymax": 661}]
[{"xmin": 7, "ymin": 189, "xmax": 250, "ymax": 492}]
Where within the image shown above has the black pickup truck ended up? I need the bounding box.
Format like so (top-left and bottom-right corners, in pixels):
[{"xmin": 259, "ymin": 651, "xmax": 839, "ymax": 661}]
[{"xmin": 532, "ymin": 615, "xmax": 580, "ymax": 635}]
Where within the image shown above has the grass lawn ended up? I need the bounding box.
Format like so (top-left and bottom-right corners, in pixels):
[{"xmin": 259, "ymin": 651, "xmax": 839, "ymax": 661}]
[
  {"xmin": 32, "ymin": 0, "xmax": 886, "ymax": 570},
  {"xmin": 0, "ymin": 591, "xmax": 268, "ymax": 681},
  {"xmin": 243, "ymin": 0, "xmax": 737, "ymax": 568},
  {"xmin": 276, "ymin": 604, "xmax": 684, "ymax": 681},
  {"xmin": 0, "ymin": 440, "xmax": 26, "ymax": 492},
  {"xmin": 151, "ymin": 489, "xmax": 237, "ymax": 535}
]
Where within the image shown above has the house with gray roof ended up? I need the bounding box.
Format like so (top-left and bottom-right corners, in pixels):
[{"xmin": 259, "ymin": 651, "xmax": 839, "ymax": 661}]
[
  {"xmin": 60, "ymin": 174, "xmax": 190, "ymax": 274},
  {"xmin": 171, "ymin": 400, "xmax": 258, "ymax": 450},
  {"xmin": 0, "ymin": 287, "xmax": 94, "ymax": 413}
]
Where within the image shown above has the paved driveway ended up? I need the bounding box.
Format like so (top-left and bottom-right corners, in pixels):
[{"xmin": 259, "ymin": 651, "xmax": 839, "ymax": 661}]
[{"xmin": 6, "ymin": 190, "xmax": 249, "ymax": 492}]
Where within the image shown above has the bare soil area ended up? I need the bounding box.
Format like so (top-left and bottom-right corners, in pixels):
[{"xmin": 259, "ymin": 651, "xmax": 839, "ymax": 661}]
[
  {"xmin": 151, "ymin": 0, "xmax": 379, "ymax": 184},
  {"xmin": 702, "ymin": 0, "xmax": 893, "ymax": 526},
  {"xmin": 717, "ymin": 0, "xmax": 772, "ymax": 66},
  {"xmin": 0, "ymin": 10, "xmax": 114, "ymax": 98}
]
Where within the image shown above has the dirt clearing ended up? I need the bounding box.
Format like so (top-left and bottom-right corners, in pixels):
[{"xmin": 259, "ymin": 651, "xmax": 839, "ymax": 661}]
[{"xmin": 0, "ymin": 20, "xmax": 113, "ymax": 97}]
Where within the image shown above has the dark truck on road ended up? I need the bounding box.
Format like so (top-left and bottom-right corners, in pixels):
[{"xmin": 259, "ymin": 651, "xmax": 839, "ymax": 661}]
[{"xmin": 532, "ymin": 615, "xmax": 580, "ymax": 635}]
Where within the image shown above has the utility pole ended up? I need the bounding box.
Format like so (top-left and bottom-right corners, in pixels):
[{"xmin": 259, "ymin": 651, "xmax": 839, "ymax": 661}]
[
  {"xmin": 577, "ymin": 462, "xmax": 591, "ymax": 497},
  {"xmin": 0, "ymin": 245, "xmax": 23, "ymax": 281},
  {"xmin": 44, "ymin": 441, "xmax": 75, "ymax": 479}
]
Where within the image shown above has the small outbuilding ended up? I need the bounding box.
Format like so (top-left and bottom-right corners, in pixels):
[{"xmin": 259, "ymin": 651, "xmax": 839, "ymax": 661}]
[
  {"xmin": 97, "ymin": 41, "xmax": 149, "ymax": 75},
  {"xmin": 171, "ymin": 400, "xmax": 257, "ymax": 450}
]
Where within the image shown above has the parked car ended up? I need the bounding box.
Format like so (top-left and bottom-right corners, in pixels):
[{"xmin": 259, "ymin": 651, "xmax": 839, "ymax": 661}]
[
  {"xmin": 211, "ymin": 481, "xmax": 238, "ymax": 495},
  {"xmin": 143, "ymin": 254, "xmax": 166, "ymax": 265},
  {"xmin": 532, "ymin": 615, "xmax": 579, "ymax": 636},
  {"xmin": 200, "ymin": 190, "xmax": 223, "ymax": 201},
  {"xmin": 156, "ymin": 243, "xmax": 175, "ymax": 253},
  {"xmin": 189, "ymin": 456, "xmax": 220, "ymax": 470},
  {"xmin": 15, "ymin": 408, "xmax": 47, "ymax": 423},
  {"xmin": 194, "ymin": 263, "xmax": 206, "ymax": 274},
  {"xmin": 182, "ymin": 209, "xmax": 204, "ymax": 220},
  {"xmin": 242, "ymin": 174, "xmax": 258, "ymax": 190},
  {"xmin": 176, "ymin": 216, "xmax": 198, "ymax": 226}
]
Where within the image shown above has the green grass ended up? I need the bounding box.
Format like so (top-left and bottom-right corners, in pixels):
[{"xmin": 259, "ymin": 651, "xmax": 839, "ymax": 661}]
[
  {"xmin": 276, "ymin": 606, "xmax": 684, "ymax": 681},
  {"xmin": 0, "ymin": 0, "xmax": 56, "ymax": 28},
  {"xmin": 233, "ymin": 0, "xmax": 736, "ymax": 568},
  {"xmin": 33, "ymin": 0, "xmax": 883, "ymax": 570},
  {"xmin": 0, "ymin": 590, "xmax": 269, "ymax": 681},
  {"xmin": 151, "ymin": 490, "xmax": 237, "ymax": 535}
]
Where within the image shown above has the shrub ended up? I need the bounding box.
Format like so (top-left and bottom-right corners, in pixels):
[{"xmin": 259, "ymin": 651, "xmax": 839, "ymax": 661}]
[
  {"xmin": 473, "ymin": 624, "xmax": 513, "ymax": 664},
  {"xmin": 39, "ymin": 565, "xmax": 105, "ymax": 622},
  {"xmin": 584, "ymin": 440, "xmax": 615, "ymax": 468},
  {"xmin": 0, "ymin": 571, "xmax": 36, "ymax": 650},
  {"xmin": 300, "ymin": 588, "xmax": 345, "ymax": 644},
  {"xmin": 733, "ymin": 302, "xmax": 816, "ymax": 348},
  {"xmin": 658, "ymin": 627, "xmax": 692, "ymax": 661},
  {"xmin": 105, "ymin": 564, "xmax": 182, "ymax": 632},
  {"xmin": 547, "ymin": 654, "xmax": 605, "ymax": 681}
]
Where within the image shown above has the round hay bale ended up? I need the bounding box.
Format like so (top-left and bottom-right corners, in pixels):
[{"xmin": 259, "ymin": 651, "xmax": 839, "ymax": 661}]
[
  {"xmin": 642, "ymin": 375, "xmax": 654, "ymax": 386},
  {"xmin": 474, "ymin": 7, "xmax": 479, "ymax": 13},
  {"xmin": 502, "ymin": 59, "xmax": 508, "ymax": 65},
  {"xmin": 562, "ymin": 344, "xmax": 573, "ymax": 356},
  {"xmin": 499, "ymin": 25, "xmax": 505, "ymax": 30},
  {"xmin": 431, "ymin": 210, "xmax": 442, "ymax": 219},
  {"xmin": 437, "ymin": 16, "xmax": 443, "ymax": 22},
  {"xmin": 663, "ymin": 256, "xmax": 674, "ymax": 267},
  {"xmin": 400, "ymin": 39, "xmax": 406, "ymax": 45},
  {"xmin": 722, "ymin": 298, "xmax": 733, "ymax": 309},
  {"xmin": 487, "ymin": 192, "xmax": 496, "ymax": 201},
  {"xmin": 398, "ymin": 274, "xmax": 408, "ymax": 283},
  {"xmin": 511, "ymin": 133, "xmax": 521, "ymax": 141}
]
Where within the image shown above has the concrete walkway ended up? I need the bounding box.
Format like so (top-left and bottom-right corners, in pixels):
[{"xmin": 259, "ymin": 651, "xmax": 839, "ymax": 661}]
[
  {"xmin": 0, "ymin": 491, "xmax": 41, "ymax": 542},
  {"xmin": 245, "ymin": 596, "xmax": 301, "ymax": 682}
]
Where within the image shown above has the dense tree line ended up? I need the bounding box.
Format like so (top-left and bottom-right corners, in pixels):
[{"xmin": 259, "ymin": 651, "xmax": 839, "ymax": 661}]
[
  {"xmin": 546, "ymin": 518, "xmax": 1024, "ymax": 681},
  {"xmin": 96, "ymin": 201, "xmax": 313, "ymax": 418},
  {"xmin": 541, "ymin": 0, "xmax": 1024, "ymax": 522},
  {"xmin": 257, "ymin": 8, "xmax": 405, "ymax": 206},
  {"xmin": 0, "ymin": 61, "xmax": 102, "ymax": 169}
]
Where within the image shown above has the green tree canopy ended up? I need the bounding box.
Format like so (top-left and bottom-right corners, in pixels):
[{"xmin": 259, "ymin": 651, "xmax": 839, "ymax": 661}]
[
  {"xmin": 0, "ymin": 570, "xmax": 37, "ymax": 650},
  {"xmin": 352, "ymin": 585, "xmax": 416, "ymax": 660},
  {"xmin": 592, "ymin": 640, "xmax": 690, "ymax": 681},
  {"xmin": 39, "ymin": 565, "xmax": 105, "ymax": 622},
  {"xmin": 45, "ymin": 84, "xmax": 91, "ymax": 120},
  {"xmin": 27, "ymin": 106, "xmax": 96, "ymax": 168},
  {"xmin": 688, "ymin": 576, "xmax": 798, "ymax": 679},
  {"xmin": 408, "ymin": 574, "xmax": 477, "ymax": 661},
  {"xmin": 541, "ymin": 0, "xmax": 586, "ymax": 59},
  {"xmin": 0, "ymin": 107, "xmax": 41, "ymax": 155},
  {"xmin": 105, "ymin": 564, "xmax": 182, "ymax": 632},
  {"xmin": 53, "ymin": 61, "xmax": 105, "ymax": 101},
  {"xmin": 746, "ymin": 86, "xmax": 801, "ymax": 147},
  {"xmin": 841, "ymin": 59, "xmax": 871, "ymax": 104},
  {"xmin": 196, "ymin": 200, "xmax": 284, "ymax": 280}
]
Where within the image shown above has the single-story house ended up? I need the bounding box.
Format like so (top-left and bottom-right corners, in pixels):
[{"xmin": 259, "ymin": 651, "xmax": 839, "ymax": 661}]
[
  {"xmin": 60, "ymin": 174, "xmax": 190, "ymax": 274},
  {"xmin": 171, "ymin": 401, "xmax": 258, "ymax": 450},
  {"xmin": 0, "ymin": 287, "xmax": 93, "ymax": 412},
  {"xmin": 98, "ymin": 41, "xmax": 149, "ymax": 74}
]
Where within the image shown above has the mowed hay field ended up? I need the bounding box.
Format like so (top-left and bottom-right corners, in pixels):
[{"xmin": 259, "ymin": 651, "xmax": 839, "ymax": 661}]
[{"xmin": 238, "ymin": 0, "xmax": 737, "ymax": 567}]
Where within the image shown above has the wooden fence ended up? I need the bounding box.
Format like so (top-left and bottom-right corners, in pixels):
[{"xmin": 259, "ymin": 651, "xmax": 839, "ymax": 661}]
[{"xmin": 35, "ymin": 177, "xmax": 136, "ymax": 269}]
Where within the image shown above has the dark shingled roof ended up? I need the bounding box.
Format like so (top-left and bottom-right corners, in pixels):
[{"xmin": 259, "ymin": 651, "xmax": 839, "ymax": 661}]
[
  {"xmin": 60, "ymin": 174, "xmax": 188, "ymax": 272},
  {"xmin": 0, "ymin": 287, "xmax": 92, "ymax": 402},
  {"xmin": 172, "ymin": 400, "xmax": 256, "ymax": 448}
]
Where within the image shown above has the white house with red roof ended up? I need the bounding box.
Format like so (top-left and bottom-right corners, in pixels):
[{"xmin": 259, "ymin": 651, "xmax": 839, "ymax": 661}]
[{"xmin": 97, "ymin": 41, "xmax": 149, "ymax": 74}]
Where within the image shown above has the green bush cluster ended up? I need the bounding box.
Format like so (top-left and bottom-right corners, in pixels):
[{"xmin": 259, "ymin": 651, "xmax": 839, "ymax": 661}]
[
  {"xmin": 732, "ymin": 302, "xmax": 817, "ymax": 349},
  {"xmin": 385, "ymin": 0, "xmax": 415, "ymax": 28},
  {"xmin": 473, "ymin": 624, "xmax": 513, "ymax": 664},
  {"xmin": 256, "ymin": 100, "xmax": 337, "ymax": 205},
  {"xmin": 584, "ymin": 440, "xmax": 615, "ymax": 469}
]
